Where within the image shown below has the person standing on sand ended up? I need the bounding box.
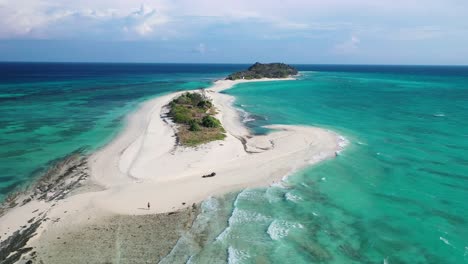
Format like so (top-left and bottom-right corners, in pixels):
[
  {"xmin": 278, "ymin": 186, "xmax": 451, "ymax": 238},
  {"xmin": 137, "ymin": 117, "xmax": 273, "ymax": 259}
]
[{"xmin": 147, "ymin": 202, "xmax": 150, "ymax": 210}]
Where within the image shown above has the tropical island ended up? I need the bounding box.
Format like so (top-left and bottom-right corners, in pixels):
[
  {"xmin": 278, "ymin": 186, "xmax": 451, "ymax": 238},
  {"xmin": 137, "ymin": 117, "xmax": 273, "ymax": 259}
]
[
  {"xmin": 169, "ymin": 62, "xmax": 298, "ymax": 146},
  {"xmin": 0, "ymin": 69, "xmax": 345, "ymax": 263},
  {"xmin": 226, "ymin": 62, "xmax": 298, "ymax": 80},
  {"xmin": 168, "ymin": 92, "xmax": 225, "ymax": 146}
]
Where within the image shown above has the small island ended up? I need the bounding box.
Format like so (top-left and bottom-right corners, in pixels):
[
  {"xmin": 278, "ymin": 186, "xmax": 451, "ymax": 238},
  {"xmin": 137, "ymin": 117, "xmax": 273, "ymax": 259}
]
[
  {"xmin": 169, "ymin": 63, "xmax": 298, "ymax": 146},
  {"xmin": 226, "ymin": 62, "xmax": 298, "ymax": 80},
  {"xmin": 168, "ymin": 92, "xmax": 225, "ymax": 146},
  {"xmin": 0, "ymin": 71, "xmax": 344, "ymax": 264}
]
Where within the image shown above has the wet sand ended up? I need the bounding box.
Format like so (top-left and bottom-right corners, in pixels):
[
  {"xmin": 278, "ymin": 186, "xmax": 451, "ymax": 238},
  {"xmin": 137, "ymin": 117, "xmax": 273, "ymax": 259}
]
[{"xmin": 30, "ymin": 206, "xmax": 199, "ymax": 264}]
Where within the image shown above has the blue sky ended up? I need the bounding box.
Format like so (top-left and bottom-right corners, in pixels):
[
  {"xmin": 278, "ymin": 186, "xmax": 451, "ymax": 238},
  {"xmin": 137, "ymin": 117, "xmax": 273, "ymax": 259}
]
[{"xmin": 0, "ymin": 0, "xmax": 467, "ymax": 64}]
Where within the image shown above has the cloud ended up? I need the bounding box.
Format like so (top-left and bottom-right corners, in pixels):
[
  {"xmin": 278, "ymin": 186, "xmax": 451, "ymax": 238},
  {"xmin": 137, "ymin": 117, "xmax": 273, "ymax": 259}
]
[
  {"xmin": 334, "ymin": 35, "xmax": 360, "ymax": 54},
  {"xmin": 0, "ymin": 0, "xmax": 367, "ymax": 39},
  {"xmin": 0, "ymin": 0, "xmax": 467, "ymax": 44},
  {"xmin": 123, "ymin": 4, "xmax": 170, "ymax": 37},
  {"xmin": 0, "ymin": 1, "xmax": 171, "ymax": 39}
]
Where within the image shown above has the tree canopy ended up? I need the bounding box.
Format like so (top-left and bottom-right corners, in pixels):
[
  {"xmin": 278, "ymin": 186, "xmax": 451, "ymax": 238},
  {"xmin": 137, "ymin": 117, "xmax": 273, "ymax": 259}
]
[{"xmin": 226, "ymin": 62, "xmax": 298, "ymax": 80}]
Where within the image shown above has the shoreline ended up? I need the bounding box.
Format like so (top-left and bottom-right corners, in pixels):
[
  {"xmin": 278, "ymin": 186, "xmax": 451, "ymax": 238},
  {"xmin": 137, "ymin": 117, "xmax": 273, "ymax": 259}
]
[{"xmin": 0, "ymin": 77, "xmax": 346, "ymax": 263}]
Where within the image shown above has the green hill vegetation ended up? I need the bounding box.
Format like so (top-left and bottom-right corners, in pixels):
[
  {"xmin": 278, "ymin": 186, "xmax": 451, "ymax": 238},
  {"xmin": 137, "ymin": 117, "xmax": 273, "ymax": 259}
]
[
  {"xmin": 226, "ymin": 62, "xmax": 298, "ymax": 80},
  {"xmin": 168, "ymin": 92, "xmax": 225, "ymax": 146}
]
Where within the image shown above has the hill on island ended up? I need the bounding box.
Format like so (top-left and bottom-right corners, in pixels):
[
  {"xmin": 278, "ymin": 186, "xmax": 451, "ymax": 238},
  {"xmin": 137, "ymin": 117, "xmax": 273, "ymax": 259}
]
[{"xmin": 226, "ymin": 62, "xmax": 298, "ymax": 80}]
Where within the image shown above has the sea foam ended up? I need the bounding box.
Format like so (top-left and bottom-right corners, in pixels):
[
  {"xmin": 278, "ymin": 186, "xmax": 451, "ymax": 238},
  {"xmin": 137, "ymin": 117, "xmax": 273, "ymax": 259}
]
[
  {"xmin": 236, "ymin": 107, "xmax": 255, "ymax": 123},
  {"xmin": 285, "ymin": 191, "xmax": 303, "ymax": 203},
  {"xmin": 227, "ymin": 246, "xmax": 250, "ymax": 264},
  {"xmin": 267, "ymin": 220, "xmax": 304, "ymax": 240},
  {"xmin": 228, "ymin": 208, "xmax": 270, "ymax": 225},
  {"xmin": 201, "ymin": 196, "xmax": 220, "ymax": 212}
]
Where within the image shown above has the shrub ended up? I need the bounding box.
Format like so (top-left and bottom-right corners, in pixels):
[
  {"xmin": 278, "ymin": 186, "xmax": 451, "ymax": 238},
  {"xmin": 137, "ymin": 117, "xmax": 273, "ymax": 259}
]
[
  {"xmin": 173, "ymin": 92, "xmax": 208, "ymax": 106},
  {"xmin": 173, "ymin": 94, "xmax": 191, "ymax": 105},
  {"xmin": 187, "ymin": 92, "xmax": 204, "ymax": 105},
  {"xmin": 201, "ymin": 115, "xmax": 221, "ymax": 128},
  {"xmin": 170, "ymin": 105, "xmax": 191, "ymax": 124},
  {"xmin": 173, "ymin": 112, "xmax": 191, "ymax": 124},
  {"xmin": 188, "ymin": 119, "xmax": 201, "ymax": 131},
  {"xmin": 197, "ymin": 100, "xmax": 212, "ymax": 109}
]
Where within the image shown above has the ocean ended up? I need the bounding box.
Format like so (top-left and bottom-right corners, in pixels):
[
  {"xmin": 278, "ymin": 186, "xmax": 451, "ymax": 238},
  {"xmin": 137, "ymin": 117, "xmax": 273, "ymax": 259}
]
[
  {"xmin": 0, "ymin": 63, "xmax": 244, "ymax": 198},
  {"xmin": 1, "ymin": 63, "xmax": 467, "ymax": 263}
]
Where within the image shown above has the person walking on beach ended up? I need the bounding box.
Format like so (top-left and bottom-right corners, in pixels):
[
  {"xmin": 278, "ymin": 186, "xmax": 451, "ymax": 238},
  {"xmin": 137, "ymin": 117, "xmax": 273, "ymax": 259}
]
[{"xmin": 147, "ymin": 202, "xmax": 151, "ymax": 210}]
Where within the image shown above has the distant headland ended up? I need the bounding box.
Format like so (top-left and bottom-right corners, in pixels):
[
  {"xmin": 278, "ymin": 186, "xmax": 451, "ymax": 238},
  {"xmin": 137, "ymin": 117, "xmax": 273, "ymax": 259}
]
[{"xmin": 226, "ymin": 62, "xmax": 298, "ymax": 80}]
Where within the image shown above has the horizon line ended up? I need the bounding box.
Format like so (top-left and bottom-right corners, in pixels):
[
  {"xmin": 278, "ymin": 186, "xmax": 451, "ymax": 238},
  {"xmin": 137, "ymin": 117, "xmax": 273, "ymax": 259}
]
[{"xmin": 1, "ymin": 61, "xmax": 468, "ymax": 67}]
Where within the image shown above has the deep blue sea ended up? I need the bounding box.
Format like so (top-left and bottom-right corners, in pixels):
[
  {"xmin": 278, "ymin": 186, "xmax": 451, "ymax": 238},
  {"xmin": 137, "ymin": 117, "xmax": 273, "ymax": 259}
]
[{"xmin": 1, "ymin": 63, "xmax": 467, "ymax": 263}]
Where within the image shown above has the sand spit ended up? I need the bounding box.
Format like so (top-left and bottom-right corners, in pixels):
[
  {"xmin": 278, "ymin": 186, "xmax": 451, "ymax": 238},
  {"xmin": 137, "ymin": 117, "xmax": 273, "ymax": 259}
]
[{"xmin": 0, "ymin": 77, "xmax": 346, "ymax": 263}]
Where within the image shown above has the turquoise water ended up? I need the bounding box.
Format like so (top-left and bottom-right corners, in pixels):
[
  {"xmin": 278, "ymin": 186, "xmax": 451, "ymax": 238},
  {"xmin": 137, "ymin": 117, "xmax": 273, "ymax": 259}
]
[
  {"xmin": 1, "ymin": 64, "xmax": 468, "ymax": 263},
  {"xmin": 0, "ymin": 63, "xmax": 244, "ymax": 198},
  {"xmin": 162, "ymin": 70, "xmax": 468, "ymax": 263}
]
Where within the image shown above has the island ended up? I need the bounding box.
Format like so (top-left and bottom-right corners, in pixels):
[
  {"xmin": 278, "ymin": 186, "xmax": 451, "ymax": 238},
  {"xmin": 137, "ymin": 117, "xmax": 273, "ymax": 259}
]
[
  {"xmin": 226, "ymin": 62, "xmax": 298, "ymax": 80},
  {"xmin": 168, "ymin": 92, "xmax": 225, "ymax": 146},
  {"xmin": 0, "ymin": 68, "xmax": 345, "ymax": 264}
]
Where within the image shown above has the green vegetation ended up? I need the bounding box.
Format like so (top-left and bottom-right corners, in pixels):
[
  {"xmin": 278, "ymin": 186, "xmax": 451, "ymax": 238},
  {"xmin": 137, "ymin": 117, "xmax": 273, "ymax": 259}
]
[
  {"xmin": 226, "ymin": 62, "xmax": 298, "ymax": 80},
  {"xmin": 168, "ymin": 92, "xmax": 225, "ymax": 146},
  {"xmin": 201, "ymin": 116, "xmax": 221, "ymax": 128}
]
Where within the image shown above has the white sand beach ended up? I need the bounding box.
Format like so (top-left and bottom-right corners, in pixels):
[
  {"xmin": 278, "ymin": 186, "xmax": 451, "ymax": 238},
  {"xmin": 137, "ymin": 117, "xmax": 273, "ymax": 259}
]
[
  {"xmin": 88, "ymin": 78, "xmax": 343, "ymax": 214},
  {"xmin": 0, "ymin": 78, "xmax": 345, "ymax": 262}
]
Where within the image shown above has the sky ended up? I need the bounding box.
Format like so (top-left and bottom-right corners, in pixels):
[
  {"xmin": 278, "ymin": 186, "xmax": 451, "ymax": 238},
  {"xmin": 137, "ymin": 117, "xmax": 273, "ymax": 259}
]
[{"xmin": 0, "ymin": 0, "xmax": 467, "ymax": 64}]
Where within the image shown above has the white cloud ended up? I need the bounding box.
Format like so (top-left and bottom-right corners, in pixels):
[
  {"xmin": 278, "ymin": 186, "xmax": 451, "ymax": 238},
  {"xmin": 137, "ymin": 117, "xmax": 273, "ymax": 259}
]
[
  {"xmin": 125, "ymin": 4, "xmax": 170, "ymax": 36},
  {"xmin": 0, "ymin": 0, "xmax": 467, "ymax": 41},
  {"xmin": 0, "ymin": 1, "xmax": 171, "ymax": 39}
]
